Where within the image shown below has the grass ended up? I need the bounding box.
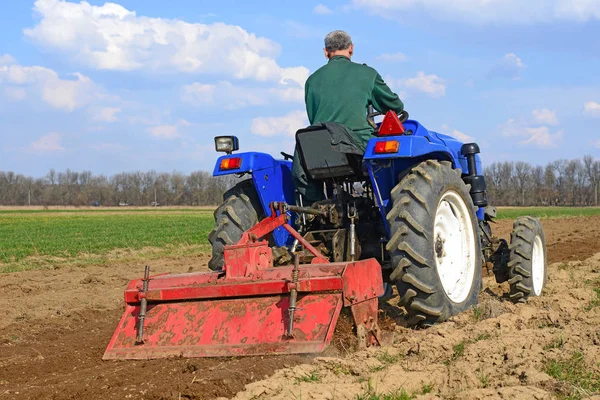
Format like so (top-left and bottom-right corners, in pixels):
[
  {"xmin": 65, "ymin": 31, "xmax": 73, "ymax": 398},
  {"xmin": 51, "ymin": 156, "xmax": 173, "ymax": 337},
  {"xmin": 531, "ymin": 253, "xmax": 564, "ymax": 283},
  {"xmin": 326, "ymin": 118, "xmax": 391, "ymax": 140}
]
[
  {"xmin": 295, "ymin": 371, "xmax": 321, "ymax": 384},
  {"xmin": 452, "ymin": 340, "xmax": 466, "ymax": 360},
  {"xmin": 473, "ymin": 333, "xmax": 491, "ymax": 342},
  {"xmin": 544, "ymin": 334, "xmax": 565, "ymax": 351},
  {"xmin": 356, "ymin": 380, "xmax": 414, "ymax": 400},
  {"xmin": 472, "ymin": 306, "xmax": 483, "ymax": 322},
  {"xmin": 356, "ymin": 381, "xmax": 434, "ymax": 400},
  {"xmin": 544, "ymin": 352, "xmax": 600, "ymax": 399},
  {"xmin": 445, "ymin": 334, "xmax": 491, "ymax": 365},
  {"xmin": 420, "ymin": 384, "xmax": 434, "ymax": 394},
  {"xmin": 495, "ymin": 207, "xmax": 600, "ymax": 220},
  {"xmin": 0, "ymin": 209, "xmax": 214, "ymax": 272},
  {"xmin": 371, "ymin": 351, "xmax": 402, "ymax": 372},
  {"xmin": 584, "ymin": 289, "xmax": 600, "ymax": 312},
  {"xmin": 2, "ymin": 205, "xmax": 597, "ymax": 273},
  {"xmin": 355, "ymin": 390, "xmax": 413, "ymax": 400},
  {"xmin": 0, "ymin": 206, "xmax": 216, "ymax": 214},
  {"xmin": 477, "ymin": 369, "xmax": 489, "ymax": 388},
  {"xmin": 376, "ymin": 351, "xmax": 401, "ymax": 365}
]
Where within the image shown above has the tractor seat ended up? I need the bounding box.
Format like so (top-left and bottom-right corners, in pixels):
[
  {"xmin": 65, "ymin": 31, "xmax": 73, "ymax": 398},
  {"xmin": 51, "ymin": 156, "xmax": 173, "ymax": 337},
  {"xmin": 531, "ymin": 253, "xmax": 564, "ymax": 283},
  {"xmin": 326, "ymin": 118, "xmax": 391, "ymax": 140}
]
[{"xmin": 295, "ymin": 124, "xmax": 365, "ymax": 181}]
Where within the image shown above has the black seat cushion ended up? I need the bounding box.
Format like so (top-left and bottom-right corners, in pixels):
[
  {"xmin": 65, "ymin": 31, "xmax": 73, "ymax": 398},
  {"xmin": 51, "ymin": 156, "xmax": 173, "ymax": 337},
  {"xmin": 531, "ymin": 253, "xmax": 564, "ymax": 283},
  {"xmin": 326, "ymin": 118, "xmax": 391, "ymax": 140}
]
[{"xmin": 295, "ymin": 123, "xmax": 364, "ymax": 181}]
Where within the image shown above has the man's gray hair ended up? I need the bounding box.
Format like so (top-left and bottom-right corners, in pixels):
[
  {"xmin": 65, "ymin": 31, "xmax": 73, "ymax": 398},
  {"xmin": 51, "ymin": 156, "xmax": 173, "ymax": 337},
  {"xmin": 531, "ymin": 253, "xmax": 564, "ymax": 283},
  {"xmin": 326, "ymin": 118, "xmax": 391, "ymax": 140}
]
[{"xmin": 324, "ymin": 30, "xmax": 352, "ymax": 52}]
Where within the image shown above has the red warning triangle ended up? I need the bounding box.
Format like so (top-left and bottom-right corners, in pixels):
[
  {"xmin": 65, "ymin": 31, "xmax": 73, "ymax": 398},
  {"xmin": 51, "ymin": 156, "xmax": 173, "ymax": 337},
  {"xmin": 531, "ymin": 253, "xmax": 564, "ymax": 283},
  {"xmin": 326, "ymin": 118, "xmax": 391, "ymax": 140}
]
[{"xmin": 379, "ymin": 111, "xmax": 405, "ymax": 136}]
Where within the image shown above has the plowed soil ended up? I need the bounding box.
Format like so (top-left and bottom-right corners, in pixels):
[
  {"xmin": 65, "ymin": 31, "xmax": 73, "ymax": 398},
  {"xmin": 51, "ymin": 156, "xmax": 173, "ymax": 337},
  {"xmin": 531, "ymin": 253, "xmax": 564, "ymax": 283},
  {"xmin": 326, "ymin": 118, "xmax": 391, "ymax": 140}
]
[{"xmin": 1, "ymin": 216, "xmax": 600, "ymax": 399}]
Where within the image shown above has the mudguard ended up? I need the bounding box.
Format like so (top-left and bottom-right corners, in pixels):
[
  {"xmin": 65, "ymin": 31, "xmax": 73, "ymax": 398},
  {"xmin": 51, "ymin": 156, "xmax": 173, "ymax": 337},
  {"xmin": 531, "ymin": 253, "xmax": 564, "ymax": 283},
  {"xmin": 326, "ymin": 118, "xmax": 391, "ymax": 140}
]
[
  {"xmin": 364, "ymin": 120, "xmax": 485, "ymax": 233},
  {"xmin": 213, "ymin": 152, "xmax": 295, "ymax": 246}
]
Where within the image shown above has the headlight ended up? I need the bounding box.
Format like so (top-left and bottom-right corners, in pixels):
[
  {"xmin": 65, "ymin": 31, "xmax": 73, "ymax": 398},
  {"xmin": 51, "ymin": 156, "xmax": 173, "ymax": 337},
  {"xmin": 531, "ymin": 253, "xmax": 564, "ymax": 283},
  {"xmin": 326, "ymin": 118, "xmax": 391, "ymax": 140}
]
[{"xmin": 214, "ymin": 136, "xmax": 239, "ymax": 153}]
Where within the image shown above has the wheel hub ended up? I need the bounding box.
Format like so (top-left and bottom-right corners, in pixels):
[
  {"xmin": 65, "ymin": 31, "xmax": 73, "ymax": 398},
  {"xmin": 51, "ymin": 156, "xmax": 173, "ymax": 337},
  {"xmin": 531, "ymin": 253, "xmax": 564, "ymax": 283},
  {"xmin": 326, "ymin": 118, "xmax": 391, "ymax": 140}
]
[
  {"xmin": 531, "ymin": 235, "xmax": 545, "ymax": 296},
  {"xmin": 433, "ymin": 191, "xmax": 477, "ymax": 304},
  {"xmin": 435, "ymin": 235, "xmax": 444, "ymax": 258}
]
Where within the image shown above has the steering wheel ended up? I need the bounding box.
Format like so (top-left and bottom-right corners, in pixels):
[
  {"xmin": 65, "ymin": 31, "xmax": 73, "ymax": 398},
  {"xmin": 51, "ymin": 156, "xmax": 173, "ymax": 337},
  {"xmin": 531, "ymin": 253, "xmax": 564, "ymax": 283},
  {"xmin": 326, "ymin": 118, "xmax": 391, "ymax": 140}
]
[
  {"xmin": 280, "ymin": 151, "xmax": 294, "ymax": 161},
  {"xmin": 398, "ymin": 110, "xmax": 409, "ymax": 122},
  {"xmin": 367, "ymin": 106, "xmax": 409, "ymax": 123}
]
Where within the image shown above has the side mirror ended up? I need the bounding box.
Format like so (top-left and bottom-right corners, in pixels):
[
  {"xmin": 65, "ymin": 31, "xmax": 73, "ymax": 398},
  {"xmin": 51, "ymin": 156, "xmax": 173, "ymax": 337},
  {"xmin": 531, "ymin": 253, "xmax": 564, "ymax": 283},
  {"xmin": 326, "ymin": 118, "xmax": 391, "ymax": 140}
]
[{"xmin": 214, "ymin": 136, "xmax": 239, "ymax": 154}]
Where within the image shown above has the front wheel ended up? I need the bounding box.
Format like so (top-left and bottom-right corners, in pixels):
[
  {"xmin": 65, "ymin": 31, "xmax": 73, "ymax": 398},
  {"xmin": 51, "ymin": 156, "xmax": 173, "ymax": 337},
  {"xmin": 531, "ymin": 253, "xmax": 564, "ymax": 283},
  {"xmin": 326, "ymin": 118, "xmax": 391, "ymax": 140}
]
[
  {"xmin": 386, "ymin": 160, "xmax": 483, "ymax": 327},
  {"xmin": 507, "ymin": 217, "xmax": 547, "ymax": 302},
  {"xmin": 208, "ymin": 180, "xmax": 263, "ymax": 271}
]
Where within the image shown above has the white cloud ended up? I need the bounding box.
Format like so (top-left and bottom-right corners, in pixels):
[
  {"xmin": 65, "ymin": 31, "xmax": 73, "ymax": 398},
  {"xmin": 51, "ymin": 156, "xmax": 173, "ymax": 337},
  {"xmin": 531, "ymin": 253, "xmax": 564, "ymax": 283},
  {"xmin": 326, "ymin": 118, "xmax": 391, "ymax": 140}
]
[
  {"xmin": 30, "ymin": 132, "xmax": 65, "ymax": 152},
  {"xmin": 148, "ymin": 125, "xmax": 179, "ymax": 139},
  {"xmin": 522, "ymin": 126, "xmax": 564, "ymax": 148},
  {"xmin": 377, "ymin": 52, "xmax": 407, "ymax": 62},
  {"xmin": 500, "ymin": 118, "xmax": 562, "ymax": 148},
  {"xmin": 182, "ymin": 82, "xmax": 263, "ymax": 109},
  {"xmin": 0, "ymin": 59, "xmax": 100, "ymax": 111},
  {"xmin": 396, "ymin": 72, "xmax": 446, "ymax": 98},
  {"xmin": 251, "ymin": 110, "xmax": 308, "ymax": 137},
  {"xmin": 147, "ymin": 119, "xmax": 191, "ymax": 139},
  {"xmin": 440, "ymin": 124, "xmax": 475, "ymax": 142},
  {"xmin": 25, "ymin": 0, "xmax": 309, "ymax": 87},
  {"xmin": 450, "ymin": 129, "xmax": 475, "ymax": 142},
  {"xmin": 532, "ymin": 108, "xmax": 558, "ymax": 125},
  {"xmin": 313, "ymin": 4, "xmax": 333, "ymax": 14},
  {"xmin": 0, "ymin": 54, "xmax": 15, "ymax": 65},
  {"xmin": 489, "ymin": 53, "xmax": 526, "ymax": 80},
  {"xmin": 90, "ymin": 107, "xmax": 121, "ymax": 122},
  {"xmin": 351, "ymin": 0, "xmax": 600, "ymax": 24},
  {"xmin": 594, "ymin": 140, "xmax": 600, "ymax": 149},
  {"xmin": 503, "ymin": 53, "xmax": 525, "ymax": 69},
  {"xmin": 182, "ymin": 81, "xmax": 304, "ymax": 109},
  {"xmin": 584, "ymin": 101, "xmax": 600, "ymax": 117}
]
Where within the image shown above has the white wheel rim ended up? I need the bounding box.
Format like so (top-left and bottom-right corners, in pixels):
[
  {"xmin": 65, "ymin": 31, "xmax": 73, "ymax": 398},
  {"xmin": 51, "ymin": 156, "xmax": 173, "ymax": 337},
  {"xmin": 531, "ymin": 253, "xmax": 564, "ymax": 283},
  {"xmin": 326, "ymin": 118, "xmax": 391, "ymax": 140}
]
[
  {"xmin": 433, "ymin": 190, "xmax": 477, "ymax": 304},
  {"xmin": 531, "ymin": 235, "xmax": 545, "ymax": 296}
]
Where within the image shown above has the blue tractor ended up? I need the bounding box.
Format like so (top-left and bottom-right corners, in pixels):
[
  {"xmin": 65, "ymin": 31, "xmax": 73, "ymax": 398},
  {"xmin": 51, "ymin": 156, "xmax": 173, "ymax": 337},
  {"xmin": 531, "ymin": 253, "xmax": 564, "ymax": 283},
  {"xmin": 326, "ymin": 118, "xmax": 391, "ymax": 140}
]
[{"xmin": 209, "ymin": 110, "xmax": 547, "ymax": 326}]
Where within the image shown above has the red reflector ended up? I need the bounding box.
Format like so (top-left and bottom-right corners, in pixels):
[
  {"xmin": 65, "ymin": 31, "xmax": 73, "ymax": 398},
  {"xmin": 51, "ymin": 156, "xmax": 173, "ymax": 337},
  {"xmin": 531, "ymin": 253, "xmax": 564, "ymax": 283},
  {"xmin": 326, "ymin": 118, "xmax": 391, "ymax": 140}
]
[
  {"xmin": 220, "ymin": 157, "xmax": 242, "ymax": 170},
  {"xmin": 374, "ymin": 141, "xmax": 400, "ymax": 154},
  {"xmin": 379, "ymin": 111, "xmax": 405, "ymax": 136}
]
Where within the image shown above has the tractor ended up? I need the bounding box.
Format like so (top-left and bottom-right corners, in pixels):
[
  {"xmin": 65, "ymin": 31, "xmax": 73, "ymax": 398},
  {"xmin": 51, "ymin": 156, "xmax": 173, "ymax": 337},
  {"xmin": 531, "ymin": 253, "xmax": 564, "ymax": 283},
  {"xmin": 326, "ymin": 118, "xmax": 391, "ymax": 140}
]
[{"xmin": 104, "ymin": 110, "xmax": 547, "ymax": 360}]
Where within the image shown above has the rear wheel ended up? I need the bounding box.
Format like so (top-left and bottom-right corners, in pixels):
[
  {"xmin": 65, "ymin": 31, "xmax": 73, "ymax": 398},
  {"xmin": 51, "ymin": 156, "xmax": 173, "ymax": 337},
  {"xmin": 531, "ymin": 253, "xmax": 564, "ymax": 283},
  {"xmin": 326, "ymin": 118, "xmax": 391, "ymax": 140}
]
[
  {"xmin": 208, "ymin": 180, "xmax": 263, "ymax": 271},
  {"xmin": 507, "ymin": 217, "xmax": 547, "ymax": 302},
  {"xmin": 386, "ymin": 160, "xmax": 482, "ymax": 326}
]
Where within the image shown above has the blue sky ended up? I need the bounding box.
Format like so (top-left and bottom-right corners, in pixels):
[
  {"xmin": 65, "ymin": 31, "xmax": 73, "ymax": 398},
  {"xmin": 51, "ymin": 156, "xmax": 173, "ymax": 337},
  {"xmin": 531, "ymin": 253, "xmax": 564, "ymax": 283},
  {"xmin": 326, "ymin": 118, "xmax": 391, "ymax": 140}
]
[{"xmin": 1, "ymin": 0, "xmax": 599, "ymax": 177}]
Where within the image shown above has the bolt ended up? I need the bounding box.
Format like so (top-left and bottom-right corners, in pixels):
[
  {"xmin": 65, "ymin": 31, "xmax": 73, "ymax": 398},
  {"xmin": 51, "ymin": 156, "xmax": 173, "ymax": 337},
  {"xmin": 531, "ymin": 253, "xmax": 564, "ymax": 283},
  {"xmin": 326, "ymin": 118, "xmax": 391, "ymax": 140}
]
[{"xmin": 435, "ymin": 235, "xmax": 444, "ymax": 258}]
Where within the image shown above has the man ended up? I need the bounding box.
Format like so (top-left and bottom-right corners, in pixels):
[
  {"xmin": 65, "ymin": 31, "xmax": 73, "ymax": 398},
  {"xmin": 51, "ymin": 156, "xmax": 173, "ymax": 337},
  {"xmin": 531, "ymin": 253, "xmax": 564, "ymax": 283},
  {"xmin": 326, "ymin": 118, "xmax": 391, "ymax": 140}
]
[{"xmin": 293, "ymin": 30, "xmax": 404, "ymax": 203}]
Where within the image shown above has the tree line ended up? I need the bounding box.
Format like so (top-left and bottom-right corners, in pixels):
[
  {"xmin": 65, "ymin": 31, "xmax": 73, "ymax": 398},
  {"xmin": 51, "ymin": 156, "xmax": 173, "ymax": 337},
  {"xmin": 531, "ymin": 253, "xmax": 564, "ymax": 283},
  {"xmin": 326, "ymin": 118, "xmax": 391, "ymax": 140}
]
[
  {"xmin": 484, "ymin": 155, "xmax": 599, "ymax": 206},
  {"xmin": 0, "ymin": 169, "xmax": 239, "ymax": 207},
  {"xmin": 0, "ymin": 155, "xmax": 598, "ymax": 207}
]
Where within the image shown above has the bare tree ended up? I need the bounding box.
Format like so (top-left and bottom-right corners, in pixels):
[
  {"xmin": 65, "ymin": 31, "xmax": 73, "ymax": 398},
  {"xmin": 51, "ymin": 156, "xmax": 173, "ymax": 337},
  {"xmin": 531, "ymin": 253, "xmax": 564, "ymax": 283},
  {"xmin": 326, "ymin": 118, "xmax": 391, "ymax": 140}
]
[
  {"xmin": 1, "ymin": 156, "xmax": 599, "ymax": 207},
  {"xmin": 584, "ymin": 155, "xmax": 600, "ymax": 206}
]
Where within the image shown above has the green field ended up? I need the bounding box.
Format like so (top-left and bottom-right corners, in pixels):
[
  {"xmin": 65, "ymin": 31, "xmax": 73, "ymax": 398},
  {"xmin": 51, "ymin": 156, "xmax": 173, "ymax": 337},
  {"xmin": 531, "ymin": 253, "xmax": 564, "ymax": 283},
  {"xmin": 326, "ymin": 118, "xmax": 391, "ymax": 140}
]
[
  {"xmin": 1, "ymin": 206, "xmax": 599, "ymax": 273},
  {"xmin": 0, "ymin": 209, "xmax": 214, "ymax": 273},
  {"xmin": 495, "ymin": 207, "xmax": 600, "ymax": 220}
]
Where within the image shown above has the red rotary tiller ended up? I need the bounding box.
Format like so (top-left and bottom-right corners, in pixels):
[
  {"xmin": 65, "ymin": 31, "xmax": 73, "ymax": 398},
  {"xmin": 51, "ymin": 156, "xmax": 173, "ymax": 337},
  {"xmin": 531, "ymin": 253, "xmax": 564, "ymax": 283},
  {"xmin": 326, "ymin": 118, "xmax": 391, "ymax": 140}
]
[{"xmin": 104, "ymin": 202, "xmax": 384, "ymax": 360}]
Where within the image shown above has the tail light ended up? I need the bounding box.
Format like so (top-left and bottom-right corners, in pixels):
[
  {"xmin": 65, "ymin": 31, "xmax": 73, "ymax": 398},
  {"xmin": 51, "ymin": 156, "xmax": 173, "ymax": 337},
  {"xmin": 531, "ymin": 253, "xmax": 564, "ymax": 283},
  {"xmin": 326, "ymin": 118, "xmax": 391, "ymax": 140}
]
[
  {"xmin": 374, "ymin": 141, "xmax": 400, "ymax": 154},
  {"xmin": 219, "ymin": 157, "xmax": 242, "ymax": 170},
  {"xmin": 378, "ymin": 111, "xmax": 405, "ymax": 136}
]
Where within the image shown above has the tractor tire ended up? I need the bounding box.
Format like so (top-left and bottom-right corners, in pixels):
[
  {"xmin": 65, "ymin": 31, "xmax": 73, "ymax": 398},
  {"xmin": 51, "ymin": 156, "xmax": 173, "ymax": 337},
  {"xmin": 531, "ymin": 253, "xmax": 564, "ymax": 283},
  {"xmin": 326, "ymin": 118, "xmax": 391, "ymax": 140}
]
[
  {"xmin": 507, "ymin": 217, "xmax": 547, "ymax": 303},
  {"xmin": 208, "ymin": 180, "xmax": 263, "ymax": 271},
  {"xmin": 386, "ymin": 160, "xmax": 482, "ymax": 327}
]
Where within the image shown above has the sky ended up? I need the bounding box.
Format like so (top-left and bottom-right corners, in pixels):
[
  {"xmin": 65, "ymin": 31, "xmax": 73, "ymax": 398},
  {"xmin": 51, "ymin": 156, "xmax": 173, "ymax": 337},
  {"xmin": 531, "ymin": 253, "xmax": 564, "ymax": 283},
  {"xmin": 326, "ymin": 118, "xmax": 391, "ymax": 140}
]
[{"xmin": 1, "ymin": 0, "xmax": 600, "ymax": 177}]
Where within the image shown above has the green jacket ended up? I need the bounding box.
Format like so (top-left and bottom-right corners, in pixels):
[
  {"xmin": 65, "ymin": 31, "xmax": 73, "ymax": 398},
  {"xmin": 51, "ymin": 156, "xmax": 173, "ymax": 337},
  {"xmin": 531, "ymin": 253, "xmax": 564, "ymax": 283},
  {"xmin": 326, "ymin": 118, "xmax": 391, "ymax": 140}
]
[{"xmin": 304, "ymin": 55, "xmax": 404, "ymax": 148}]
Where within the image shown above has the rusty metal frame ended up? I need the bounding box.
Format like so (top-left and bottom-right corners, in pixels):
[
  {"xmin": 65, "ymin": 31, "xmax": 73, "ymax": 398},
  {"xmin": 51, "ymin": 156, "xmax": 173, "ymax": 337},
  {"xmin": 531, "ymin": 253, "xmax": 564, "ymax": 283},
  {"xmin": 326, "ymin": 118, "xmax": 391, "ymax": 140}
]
[{"xmin": 103, "ymin": 202, "xmax": 384, "ymax": 360}]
